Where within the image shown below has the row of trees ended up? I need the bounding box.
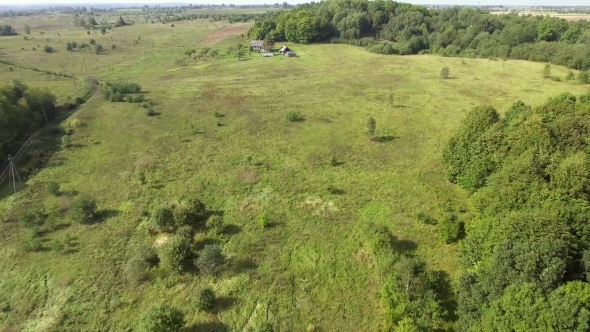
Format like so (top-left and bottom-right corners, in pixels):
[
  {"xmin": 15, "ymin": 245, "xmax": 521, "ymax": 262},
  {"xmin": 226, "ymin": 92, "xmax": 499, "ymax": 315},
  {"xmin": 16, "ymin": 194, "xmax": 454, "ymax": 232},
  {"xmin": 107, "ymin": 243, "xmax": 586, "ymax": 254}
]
[
  {"xmin": 0, "ymin": 81, "xmax": 57, "ymax": 166},
  {"xmin": 249, "ymin": 0, "xmax": 590, "ymax": 70},
  {"xmin": 443, "ymin": 93, "xmax": 590, "ymax": 330}
]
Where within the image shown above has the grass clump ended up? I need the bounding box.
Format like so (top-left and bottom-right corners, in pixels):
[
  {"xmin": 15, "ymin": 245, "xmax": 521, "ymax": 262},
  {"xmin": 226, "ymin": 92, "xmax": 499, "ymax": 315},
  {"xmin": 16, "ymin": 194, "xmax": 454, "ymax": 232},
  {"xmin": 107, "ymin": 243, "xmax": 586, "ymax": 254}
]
[
  {"xmin": 46, "ymin": 181, "xmax": 60, "ymax": 195},
  {"xmin": 286, "ymin": 110, "xmax": 304, "ymax": 122},
  {"xmin": 259, "ymin": 212, "xmax": 269, "ymax": 228}
]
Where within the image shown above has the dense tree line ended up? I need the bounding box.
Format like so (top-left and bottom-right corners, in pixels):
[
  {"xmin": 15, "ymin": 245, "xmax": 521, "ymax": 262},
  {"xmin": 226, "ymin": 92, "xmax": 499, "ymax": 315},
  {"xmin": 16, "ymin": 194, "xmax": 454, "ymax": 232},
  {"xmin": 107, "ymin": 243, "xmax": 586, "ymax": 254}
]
[
  {"xmin": 249, "ymin": 0, "xmax": 590, "ymax": 70},
  {"xmin": 0, "ymin": 81, "xmax": 57, "ymax": 166},
  {"xmin": 443, "ymin": 93, "xmax": 590, "ymax": 330}
]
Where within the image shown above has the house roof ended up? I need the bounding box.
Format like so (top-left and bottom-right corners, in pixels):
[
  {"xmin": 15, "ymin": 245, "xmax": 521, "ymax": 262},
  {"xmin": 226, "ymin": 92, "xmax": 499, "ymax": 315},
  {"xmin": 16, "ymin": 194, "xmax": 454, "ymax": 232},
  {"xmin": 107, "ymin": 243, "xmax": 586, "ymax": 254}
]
[{"xmin": 250, "ymin": 40, "xmax": 264, "ymax": 47}]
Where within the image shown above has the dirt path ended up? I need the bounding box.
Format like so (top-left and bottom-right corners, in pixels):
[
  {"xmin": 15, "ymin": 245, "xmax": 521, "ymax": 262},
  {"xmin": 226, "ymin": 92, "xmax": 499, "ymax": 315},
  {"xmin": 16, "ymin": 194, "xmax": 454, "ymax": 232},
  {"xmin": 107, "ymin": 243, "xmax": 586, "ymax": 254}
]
[{"xmin": 198, "ymin": 23, "xmax": 252, "ymax": 46}]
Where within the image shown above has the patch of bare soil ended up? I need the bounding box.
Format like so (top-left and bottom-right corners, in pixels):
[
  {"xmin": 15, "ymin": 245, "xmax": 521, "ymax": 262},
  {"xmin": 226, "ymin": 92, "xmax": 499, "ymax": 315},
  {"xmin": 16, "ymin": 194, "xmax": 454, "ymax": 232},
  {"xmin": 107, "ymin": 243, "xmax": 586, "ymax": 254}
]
[{"xmin": 198, "ymin": 23, "xmax": 251, "ymax": 46}]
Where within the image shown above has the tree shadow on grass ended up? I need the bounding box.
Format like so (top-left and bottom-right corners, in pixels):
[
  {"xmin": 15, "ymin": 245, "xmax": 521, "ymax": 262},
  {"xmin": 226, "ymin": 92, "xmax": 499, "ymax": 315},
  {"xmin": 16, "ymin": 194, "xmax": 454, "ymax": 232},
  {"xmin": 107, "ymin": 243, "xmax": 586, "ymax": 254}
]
[
  {"xmin": 371, "ymin": 135, "xmax": 397, "ymax": 143},
  {"xmin": 223, "ymin": 224, "xmax": 241, "ymax": 236},
  {"xmin": 391, "ymin": 236, "xmax": 418, "ymax": 254},
  {"xmin": 435, "ymin": 270, "xmax": 458, "ymax": 322},
  {"xmin": 215, "ymin": 296, "xmax": 238, "ymax": 312},
  {"xmin": 185, "ymin": 321, "xmax": 228, "ymax": 332},
  {"xmin": 96, "ymin": 209, "xmax": 120, "ymax": 223},
  {"xmin": 194, "ymin": 237, "xmax": 222, "ymax": 251}
]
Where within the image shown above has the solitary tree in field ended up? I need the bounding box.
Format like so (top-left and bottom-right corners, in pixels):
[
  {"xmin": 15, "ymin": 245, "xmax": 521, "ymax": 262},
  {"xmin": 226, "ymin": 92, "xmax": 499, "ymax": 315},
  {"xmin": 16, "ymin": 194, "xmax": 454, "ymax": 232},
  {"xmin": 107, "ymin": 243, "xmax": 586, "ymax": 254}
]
[
  {"xmin": 367, "ymin": 116, "xmax": 376, "ymax": 137},
  {"xmin": 225, "ymin": 46, "xmax": 233, "ymax": 58},
  {"xmin": 543, "ymin": 63, "xmax": 551, "ymax": 79},
  {"xmin": 263, "ymin": 35, "xmax": 274, "ymax": 52},
  {"xmin": 116, "ymin": 16, "xmax": 126, "ymax": 27},
  {"xmin": 236, "ymin": 45, "xmax": 246, "ymax": 61},
  {"xmin": 24, "ymin": 25, "xmax": 31, "ymax": 34}
]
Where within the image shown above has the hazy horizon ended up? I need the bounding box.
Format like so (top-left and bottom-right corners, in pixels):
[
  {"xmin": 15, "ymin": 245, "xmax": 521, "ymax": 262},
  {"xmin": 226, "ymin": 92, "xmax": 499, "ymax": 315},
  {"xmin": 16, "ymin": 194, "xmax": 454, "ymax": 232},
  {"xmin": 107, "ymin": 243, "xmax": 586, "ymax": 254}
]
[{"xmin": 1, "ymin": 0, "xmax": 590, "ymax": 7}]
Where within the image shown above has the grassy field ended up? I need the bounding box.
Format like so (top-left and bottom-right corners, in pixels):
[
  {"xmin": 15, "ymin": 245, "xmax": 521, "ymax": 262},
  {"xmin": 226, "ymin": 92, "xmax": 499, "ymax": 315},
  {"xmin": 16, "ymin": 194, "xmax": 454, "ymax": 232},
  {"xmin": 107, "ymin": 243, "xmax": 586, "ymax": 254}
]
[
  {"xmin": 491, "ymin": 10, "xmax": 590, "ymax": 21},
  {"xmin": 0, "ymin": 11, "xmax": 589, "ymax": 332}
]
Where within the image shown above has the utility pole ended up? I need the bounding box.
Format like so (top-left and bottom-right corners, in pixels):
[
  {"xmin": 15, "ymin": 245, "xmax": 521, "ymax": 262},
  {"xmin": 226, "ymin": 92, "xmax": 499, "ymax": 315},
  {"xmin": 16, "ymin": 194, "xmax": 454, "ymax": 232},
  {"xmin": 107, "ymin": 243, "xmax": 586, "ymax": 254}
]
[
  {"xmin": 7, "ymin": 155, "xmax": 21, "ymax": 194},
  {"xmin": 40, "ymin": 104, "xmax": 49, "ymax": 124}
]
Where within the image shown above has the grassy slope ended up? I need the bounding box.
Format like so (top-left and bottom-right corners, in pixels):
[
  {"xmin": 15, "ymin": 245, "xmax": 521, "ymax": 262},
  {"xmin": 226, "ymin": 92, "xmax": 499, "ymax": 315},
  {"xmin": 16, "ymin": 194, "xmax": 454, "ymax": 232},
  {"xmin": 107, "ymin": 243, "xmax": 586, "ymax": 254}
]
[{"xmin": 0, "ymin": 14, "xmax": 589, "ymax": 332}]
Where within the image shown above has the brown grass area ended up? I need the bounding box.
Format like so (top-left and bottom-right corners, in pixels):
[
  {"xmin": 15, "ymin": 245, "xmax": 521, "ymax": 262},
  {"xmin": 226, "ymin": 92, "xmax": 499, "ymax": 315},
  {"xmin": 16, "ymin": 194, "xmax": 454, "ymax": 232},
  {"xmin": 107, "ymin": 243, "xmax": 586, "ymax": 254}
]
[{"xmin": 198, "ymin": 23, "xmax": 252, "ymax": 46}]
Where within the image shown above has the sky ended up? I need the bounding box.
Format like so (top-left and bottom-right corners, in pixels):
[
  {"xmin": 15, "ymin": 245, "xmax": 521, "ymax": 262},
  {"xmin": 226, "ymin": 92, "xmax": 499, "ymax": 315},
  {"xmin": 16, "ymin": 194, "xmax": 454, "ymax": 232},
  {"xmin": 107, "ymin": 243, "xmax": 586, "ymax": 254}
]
[{"xmin": 1, "ymin": 0, "xmax": 588, "ymax": 7}]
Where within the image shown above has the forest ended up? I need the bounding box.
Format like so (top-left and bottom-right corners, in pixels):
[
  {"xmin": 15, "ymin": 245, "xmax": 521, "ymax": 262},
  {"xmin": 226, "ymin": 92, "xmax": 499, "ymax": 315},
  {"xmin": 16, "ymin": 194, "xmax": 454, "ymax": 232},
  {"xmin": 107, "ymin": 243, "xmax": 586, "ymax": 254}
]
[
  {"xmin": 443, "ymin": 93, "xmax": 590, "ymax": 331},
  {"xmin": 248, "ymin": 0, "xmax": 590, "ymax": 71}
]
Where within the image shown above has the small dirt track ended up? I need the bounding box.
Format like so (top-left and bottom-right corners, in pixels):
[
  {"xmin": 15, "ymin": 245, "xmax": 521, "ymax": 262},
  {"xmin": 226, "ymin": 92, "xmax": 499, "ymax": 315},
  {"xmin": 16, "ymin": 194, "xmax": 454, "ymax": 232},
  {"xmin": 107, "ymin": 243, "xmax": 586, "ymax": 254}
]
[{"xmin": 198, "ymin": 23, "xmax": 252, "ymax": 46}]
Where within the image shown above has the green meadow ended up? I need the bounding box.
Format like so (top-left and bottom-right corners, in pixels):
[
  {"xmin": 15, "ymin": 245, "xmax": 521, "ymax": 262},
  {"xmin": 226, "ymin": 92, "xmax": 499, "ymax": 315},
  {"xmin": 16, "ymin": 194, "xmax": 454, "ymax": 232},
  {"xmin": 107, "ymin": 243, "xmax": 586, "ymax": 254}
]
[{"xmin": 0, "ymin": 10, "xmax": 588, "ymax": 331}]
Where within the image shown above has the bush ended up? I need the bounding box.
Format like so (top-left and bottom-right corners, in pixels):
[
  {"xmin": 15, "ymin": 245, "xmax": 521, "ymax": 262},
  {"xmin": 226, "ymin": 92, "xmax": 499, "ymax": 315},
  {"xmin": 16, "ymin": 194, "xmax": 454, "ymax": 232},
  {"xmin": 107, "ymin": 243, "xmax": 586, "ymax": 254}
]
[
  {"xmin": 137, "ymin": 304, "xmax": 185, "ymax": 332},
  {"xmin": 329, "ymin": 155, "xmax": 338, "ymax": 166},
  {"xmin": 159, "ymin": 235, "xmax": 189, "ymax": 272},
  {"xmin": 20, "ymin": 229, "xmax": 42, "ymax": 252},
  {"xmin": 150, "ymin": 206, "xmax": 174, "ymax": 231},
  {"xmin": 43, "ymin": 45, "xmax": 53, "ymax": 53},
  {"xmin": 286, "ymin": 110, "xmax": 304, "ymax": 122},
  {"xmin": 19, "ymin": 209, "xmax": 45, "ymax": 227},
  {"xmin": 124, "ymin": 257, "xmax": 151, "ymax": 283},
  {"xmin": 205, "ymin": 215, "xmax": 224, "ymax": 234},
  {"xmin": 176, "ymin": 225, "xmax": 193, "ymax": 241},
  {"xmin": 75, "ymin": 97, "xmax": 84, "ymax": 104},
  {"xmin": 61, "ymin": 135, "xmax": 71, "ymax": 148},
  {"xmin": 193, "ymin": 288, "xmax": 215, "ymax": 313},
  {"xmin": 366, "ymin": 116, "xmax": 376, "ymax": 136},
  {"xmin": 440, "ymin": 67, "xmax": 450, "ymax": 79},
  {"xmin": 437, "ymin": 213, "xmax": 461, "ymax": 244},
  {"xmin": 567, "ymin": 71, "xmax": 575, "ymax": 80},
  {"xmin": 46, "ymin": 182, "xmax": 60, "ymax": 195},
  {"xmin": 124, "ymin": 245, "xmax": 159, "ymax": 283},
  {"xmin": 542, "ymin": 63, "xmax": 551, "ymax": 78},
  {"xmin": 69, "ymin": 194, "xmax": 98, "ymax": 224},
  {"xmin": 89, "ymin": 39, "xmax": 96, "ymax": 45},
  {"xmin": 580, "ymin": 71, "xmax": 590, "ymax": 84},
  {"xmin": 259, "ymin": 212, "xmax": 269, "ymax": 228},
  {"xmin": 195, "ymin": 244, "xmax": 225, "ymax": 275}
]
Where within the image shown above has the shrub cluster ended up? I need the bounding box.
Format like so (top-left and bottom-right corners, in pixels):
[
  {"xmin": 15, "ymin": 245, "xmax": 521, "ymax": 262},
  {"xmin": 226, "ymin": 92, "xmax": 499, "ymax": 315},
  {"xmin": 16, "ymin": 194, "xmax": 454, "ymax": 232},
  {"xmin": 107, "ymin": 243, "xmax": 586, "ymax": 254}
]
[{"xmin": 103, "ymin": 81, "xmax": 142, "ymax": 102}]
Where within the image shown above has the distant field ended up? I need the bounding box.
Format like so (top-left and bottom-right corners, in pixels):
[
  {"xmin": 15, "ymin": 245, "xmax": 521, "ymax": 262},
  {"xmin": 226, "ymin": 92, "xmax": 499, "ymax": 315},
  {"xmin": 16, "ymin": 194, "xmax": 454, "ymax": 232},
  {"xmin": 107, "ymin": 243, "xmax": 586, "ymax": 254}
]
[
  {"xmin": 1, "ymin": 11, "xmax": 589, "ymax": 332},
  {"xmin": 491, "ymin": 10, "xmax": 590, "ymax": 21}
]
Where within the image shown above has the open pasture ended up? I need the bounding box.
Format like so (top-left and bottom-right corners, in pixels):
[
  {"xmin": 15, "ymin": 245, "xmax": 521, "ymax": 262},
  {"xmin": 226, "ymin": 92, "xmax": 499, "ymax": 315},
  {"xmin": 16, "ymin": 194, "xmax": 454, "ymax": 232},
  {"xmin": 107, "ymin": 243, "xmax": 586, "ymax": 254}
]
[{"xmin": 0, "ymin": 10, "xmax": 589, "ymax": 331}]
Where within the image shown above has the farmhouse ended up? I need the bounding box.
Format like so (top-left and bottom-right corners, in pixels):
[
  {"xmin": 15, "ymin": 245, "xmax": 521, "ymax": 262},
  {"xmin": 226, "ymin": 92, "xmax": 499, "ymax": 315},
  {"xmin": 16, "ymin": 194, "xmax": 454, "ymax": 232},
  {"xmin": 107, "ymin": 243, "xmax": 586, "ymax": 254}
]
[
  {"xmin": 278, "ymin": 45, "xmax": 292, "ymax": 54},
  {"xmin": 250, "ymin": 40, "xmax": 265, "ymax": 52}
]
